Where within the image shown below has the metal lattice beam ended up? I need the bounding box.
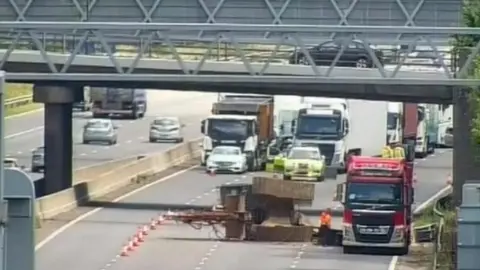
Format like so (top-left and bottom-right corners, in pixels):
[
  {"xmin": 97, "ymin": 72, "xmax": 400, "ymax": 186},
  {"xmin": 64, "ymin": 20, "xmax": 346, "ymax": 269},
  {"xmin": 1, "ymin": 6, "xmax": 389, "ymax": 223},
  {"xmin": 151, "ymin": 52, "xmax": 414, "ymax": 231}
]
[
  {"xmin": 0, "ymin": 0, "xmax": 463, "ymax": 43},
  {"xmin": 0, "ymin": 22, "xmax": 478, "ymax": 86}
]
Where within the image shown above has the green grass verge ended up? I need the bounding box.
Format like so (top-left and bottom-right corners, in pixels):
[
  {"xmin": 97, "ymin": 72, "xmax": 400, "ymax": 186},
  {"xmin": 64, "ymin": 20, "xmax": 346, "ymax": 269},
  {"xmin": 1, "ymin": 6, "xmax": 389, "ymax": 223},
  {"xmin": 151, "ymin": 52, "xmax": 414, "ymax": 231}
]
[
  {"xmin": 5, "ymin": 83, "xmax": 33, "ymax": 100},
  {"xmin": 414, "ymin": 205, "xmax": 440, "ymax": 227},
  {"xmin": 4, "ymin": 83, "xmax": 41, "ymax": 117}
]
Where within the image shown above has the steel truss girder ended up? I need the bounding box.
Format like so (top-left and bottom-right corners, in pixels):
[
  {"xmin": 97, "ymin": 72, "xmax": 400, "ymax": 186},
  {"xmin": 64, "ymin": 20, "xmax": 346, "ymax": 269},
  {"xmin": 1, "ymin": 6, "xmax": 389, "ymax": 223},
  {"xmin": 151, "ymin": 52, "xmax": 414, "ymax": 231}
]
[{"xmin": 0, "ymin": 22, "xmax": 479, "ymax": 85}]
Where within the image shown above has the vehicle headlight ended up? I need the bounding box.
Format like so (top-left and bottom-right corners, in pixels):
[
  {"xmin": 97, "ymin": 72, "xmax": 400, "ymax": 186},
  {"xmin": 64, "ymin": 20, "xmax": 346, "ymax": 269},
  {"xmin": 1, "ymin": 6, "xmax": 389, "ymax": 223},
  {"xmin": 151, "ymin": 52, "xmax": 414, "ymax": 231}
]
[{"xmin": 392, "ymin": 227, "xmax": 404, "ymax": 242}]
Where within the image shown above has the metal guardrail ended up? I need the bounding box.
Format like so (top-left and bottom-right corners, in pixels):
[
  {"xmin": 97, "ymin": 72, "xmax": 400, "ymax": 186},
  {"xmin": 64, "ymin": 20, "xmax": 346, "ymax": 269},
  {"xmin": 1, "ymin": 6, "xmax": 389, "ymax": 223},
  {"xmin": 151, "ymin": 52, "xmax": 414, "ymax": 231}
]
[{"xmin": 5, "ymin": 94, "xmax": 33, "ymax": 109}]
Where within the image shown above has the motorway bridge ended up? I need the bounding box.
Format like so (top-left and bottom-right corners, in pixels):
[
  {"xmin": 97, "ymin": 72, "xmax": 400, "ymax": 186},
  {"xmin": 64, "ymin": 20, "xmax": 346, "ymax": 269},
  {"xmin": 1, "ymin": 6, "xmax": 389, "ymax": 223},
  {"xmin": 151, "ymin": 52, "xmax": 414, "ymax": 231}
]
[{"xmin": 0, "ymin": 0, "xmax": 474, "ymax": 269}]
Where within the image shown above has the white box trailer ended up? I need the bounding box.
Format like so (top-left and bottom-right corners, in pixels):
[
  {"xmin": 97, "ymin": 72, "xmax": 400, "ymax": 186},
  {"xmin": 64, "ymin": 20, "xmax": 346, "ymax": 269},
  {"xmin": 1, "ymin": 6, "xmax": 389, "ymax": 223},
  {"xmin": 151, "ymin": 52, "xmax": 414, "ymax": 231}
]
[{"xmin": 346, "ymin": 99, "xmax": 388, "ymax": 157}]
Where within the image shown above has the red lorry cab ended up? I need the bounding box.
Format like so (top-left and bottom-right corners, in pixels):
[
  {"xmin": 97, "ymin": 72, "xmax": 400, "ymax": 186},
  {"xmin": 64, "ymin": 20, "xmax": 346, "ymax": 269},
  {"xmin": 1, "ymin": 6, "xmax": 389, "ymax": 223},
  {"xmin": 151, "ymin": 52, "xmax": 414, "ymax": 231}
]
[{"xmin": 341, "ymin": 156, "xmax": 412, "ymax": 254}]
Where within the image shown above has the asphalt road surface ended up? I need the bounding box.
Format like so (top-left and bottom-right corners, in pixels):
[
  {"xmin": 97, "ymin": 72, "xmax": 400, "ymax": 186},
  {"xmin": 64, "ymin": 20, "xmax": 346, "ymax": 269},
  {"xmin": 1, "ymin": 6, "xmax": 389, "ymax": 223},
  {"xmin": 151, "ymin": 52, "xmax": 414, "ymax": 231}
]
[
  {"xmin": 35, "ymin": 148, "xmax": 452, "ymax": 270},
  {"xmin": 5, "ymin": 90, "xmax": 216, "ymax": 180}
]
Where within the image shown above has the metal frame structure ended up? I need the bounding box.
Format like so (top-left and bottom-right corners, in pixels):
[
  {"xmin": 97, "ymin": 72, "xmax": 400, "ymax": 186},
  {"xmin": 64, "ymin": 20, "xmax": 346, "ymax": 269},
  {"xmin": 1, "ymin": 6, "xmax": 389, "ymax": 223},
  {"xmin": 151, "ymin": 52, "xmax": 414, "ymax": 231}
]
[
  {"xmin": 0, "ymin": 22, "xmax": 478, "ymax": 86},
  {"xmin": 1, "ymin": 0, "xmax": 462, "ymax": 44}
]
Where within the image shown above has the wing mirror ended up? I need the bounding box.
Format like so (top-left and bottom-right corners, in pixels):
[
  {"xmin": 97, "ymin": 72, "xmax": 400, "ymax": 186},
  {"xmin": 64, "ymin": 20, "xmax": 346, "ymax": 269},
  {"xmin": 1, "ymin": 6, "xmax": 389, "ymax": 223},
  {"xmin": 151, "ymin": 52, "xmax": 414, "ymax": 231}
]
[{"xmin": 334, "ymin": 183, "xmax": 345, "ymax": 203}]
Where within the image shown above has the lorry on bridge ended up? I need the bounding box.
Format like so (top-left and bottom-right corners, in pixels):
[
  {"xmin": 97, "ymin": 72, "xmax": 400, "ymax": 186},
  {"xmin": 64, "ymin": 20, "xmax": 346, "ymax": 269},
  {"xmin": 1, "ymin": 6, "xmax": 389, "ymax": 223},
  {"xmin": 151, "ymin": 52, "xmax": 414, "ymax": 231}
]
[
  {"xmin": 91, "ymin": 87, "xmax": 147, "ymax": 119},
  {"xmin": 335, "ymin": 155, "xmax": 414, "ymax": 255},
  {"xmin": 200, "ymin": 94, "xmax": 274, "ymax": 171},
  {"xmin": 290, "ymin": 98, "xmax": 388, "ymax": 173}
]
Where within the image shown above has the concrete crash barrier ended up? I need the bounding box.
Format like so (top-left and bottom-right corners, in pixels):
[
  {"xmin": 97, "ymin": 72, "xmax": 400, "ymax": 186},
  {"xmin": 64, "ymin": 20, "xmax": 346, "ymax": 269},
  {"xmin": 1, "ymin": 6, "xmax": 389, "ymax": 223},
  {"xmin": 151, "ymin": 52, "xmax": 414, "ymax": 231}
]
[
  {"xmin": 73, "ymin": 156, "xmax": 141, "ymax": 183},
  {"xmin": 35, "ymin": 138, "xmax": 202, "ymax": 220}
]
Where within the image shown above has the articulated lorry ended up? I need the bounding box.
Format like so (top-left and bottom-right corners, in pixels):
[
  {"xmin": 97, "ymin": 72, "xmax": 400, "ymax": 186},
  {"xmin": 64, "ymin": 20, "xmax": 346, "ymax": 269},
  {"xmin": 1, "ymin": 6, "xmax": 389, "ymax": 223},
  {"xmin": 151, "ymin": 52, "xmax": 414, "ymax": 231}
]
[
  {"xmin": 91, "ymin": 87, "xmax": 147, "ymax": 119},
  {"xmin": 336, "ymin": 155, "xmax": 414, "ymax": 255},
  {"xmin": 414, "ymin": 104, "xmax": 436, "ymax": 157},
  {"xmin": 291, "ymin": 98, "xmax": 388, "ymax": 173},
  {"xmin": 200, "ymin": 94, "xmax": 275, "ymax": 170}
]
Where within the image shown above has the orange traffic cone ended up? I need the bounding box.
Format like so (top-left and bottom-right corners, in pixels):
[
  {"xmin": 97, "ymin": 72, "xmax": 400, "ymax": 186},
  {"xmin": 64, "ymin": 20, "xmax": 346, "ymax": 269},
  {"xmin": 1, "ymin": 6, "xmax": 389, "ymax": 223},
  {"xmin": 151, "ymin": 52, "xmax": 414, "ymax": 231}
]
[
  {"xmin": 132, "ymin": 236, "xmax": 139, "ymax": 247},
  {"xmin": 127, "ymin": 239, "xmax": 135, "ymax": 251},
  {"xmin": 158, "ymin": 215, "xmax": 165, "ymax": 224},
  {"xmin": 120, "ymin": 246, "xmax": 129, "ymax": 257},
  {"xmin": 142, "ymin": 225, "xmax": 149, "ymax": 236},
  {"xmin": 150, "ymin": 219, "xmax": 157, "ymax": 230},
  {"xmin": 136, "ymin": 231, "xmax": 144, "ymax": 242}
]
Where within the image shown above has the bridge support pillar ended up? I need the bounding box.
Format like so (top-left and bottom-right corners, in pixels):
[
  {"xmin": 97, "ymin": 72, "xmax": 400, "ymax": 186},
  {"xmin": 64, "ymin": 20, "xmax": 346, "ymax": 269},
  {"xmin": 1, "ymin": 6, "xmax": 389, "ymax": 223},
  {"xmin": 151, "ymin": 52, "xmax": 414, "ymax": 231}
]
[
  {"xmin": 33, "ymin": 85, "xmax": 75, "ymax": 194},
  {"xmin": 453, "ymin": 88, "xmax": 475, "ymax": 206}
]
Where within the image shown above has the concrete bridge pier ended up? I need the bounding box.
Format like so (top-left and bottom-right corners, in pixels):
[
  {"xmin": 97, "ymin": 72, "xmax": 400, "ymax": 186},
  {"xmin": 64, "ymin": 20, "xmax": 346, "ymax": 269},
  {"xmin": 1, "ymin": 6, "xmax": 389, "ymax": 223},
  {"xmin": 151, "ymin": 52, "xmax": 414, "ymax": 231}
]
[{"xmin": 33, "ymin": 85, "xmax": 75, "ymax": 194}]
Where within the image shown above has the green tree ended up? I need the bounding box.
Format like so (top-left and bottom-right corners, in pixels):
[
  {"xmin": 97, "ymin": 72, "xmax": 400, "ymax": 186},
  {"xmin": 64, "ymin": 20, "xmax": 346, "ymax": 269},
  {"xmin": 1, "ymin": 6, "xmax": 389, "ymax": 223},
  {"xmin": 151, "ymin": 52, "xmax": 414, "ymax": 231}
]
[{"xmin": 455, "ymin": 0, "xmax": 480, "ymax": 145}]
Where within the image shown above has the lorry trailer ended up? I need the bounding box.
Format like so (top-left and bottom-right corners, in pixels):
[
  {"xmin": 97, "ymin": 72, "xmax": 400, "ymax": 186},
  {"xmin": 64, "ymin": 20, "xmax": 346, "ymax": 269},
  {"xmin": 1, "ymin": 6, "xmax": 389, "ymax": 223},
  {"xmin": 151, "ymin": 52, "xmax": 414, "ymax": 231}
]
[{"xmin": 91, "ymin": 87, "xmax": 147, "ymax": 119}]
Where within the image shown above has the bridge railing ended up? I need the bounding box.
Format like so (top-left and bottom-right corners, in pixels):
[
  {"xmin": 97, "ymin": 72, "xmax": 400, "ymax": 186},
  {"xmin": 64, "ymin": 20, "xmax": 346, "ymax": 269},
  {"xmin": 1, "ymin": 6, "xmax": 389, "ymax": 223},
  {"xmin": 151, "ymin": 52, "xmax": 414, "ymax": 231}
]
[{"xmin": 0, "ymin": 32, "xmax": 455, "ymax": 70}]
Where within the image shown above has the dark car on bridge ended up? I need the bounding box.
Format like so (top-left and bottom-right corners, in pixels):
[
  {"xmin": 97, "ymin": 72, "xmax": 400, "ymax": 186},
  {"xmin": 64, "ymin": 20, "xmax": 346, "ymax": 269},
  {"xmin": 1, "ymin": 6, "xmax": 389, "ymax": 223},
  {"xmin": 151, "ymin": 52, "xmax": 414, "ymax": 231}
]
[{"xmin": 289, "ymin": 40, "xmax": 384, "ymax": 68}]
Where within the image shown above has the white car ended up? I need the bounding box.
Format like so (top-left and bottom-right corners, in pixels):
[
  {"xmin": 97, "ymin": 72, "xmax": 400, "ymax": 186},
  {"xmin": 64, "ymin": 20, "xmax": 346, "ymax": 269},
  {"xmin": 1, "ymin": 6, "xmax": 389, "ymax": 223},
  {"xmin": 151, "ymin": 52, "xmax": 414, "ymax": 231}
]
[{"xmin": 206, "ymin": 146, "xmax": 247, "ymax": 173}]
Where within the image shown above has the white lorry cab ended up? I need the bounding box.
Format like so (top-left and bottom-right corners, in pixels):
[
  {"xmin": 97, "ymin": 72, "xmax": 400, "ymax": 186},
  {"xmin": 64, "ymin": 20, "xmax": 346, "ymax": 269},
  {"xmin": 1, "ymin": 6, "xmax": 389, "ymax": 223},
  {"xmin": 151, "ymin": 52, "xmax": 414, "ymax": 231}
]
[
  {"xmin": 291, "ymin": 98, "xmax": 350, "ymax": 172},
  {"xmin": 291, "ymin": 98, "xmax": 388, "ymax": 173},
  {"xmin": 200, "ymin": 115, "xmax": 257, "ymax": 166}
]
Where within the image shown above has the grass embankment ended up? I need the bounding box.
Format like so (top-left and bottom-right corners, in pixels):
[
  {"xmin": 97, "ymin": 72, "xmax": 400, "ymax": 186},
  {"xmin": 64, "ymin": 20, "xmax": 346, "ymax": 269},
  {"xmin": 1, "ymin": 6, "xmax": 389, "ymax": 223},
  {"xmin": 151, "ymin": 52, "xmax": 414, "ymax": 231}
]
[{"xmin": 5, "ymin": 83, "xmax": 42, "ymax": 117}]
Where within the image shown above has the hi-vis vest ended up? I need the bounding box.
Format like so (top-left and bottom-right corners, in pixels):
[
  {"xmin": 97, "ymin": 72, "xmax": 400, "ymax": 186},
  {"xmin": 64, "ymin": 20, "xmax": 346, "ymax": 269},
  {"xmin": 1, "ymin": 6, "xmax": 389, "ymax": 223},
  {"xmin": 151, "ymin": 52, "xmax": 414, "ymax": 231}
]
[
  {"xmin": 393, "ymin": 146, "xmax": 405, "ymax": 159},
  {"xmin": 381, "ymin": 146, "xmax": 394, "ymax": 158},
  {"xmin": 320, "ymin": 213, "xmax": 332, "ymax": 227}
]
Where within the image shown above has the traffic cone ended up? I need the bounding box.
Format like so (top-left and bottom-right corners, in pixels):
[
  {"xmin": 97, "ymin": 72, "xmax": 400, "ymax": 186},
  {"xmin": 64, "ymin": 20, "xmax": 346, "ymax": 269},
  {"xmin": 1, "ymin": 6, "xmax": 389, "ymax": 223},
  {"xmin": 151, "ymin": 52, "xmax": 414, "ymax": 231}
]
[
  {"xmin": 150, "ymin": 219, "xmax": 157, "ymax": 230},
  {"xmin": 132, "ymin": 236, "xmax": 139, "ymax": 247},
  {"xmin": 127, "ymin": 239, "xmax": 135, "ymax": 251},
  {"xmin": 136, "ymin": 231, "xmax": 144, "ymax": 242},
  {"xmin": 142, "ymin": 225, "xmax": 149, "ymax": 236},
  {"xmin": 120, "ymin": 246, "xmax": 129, "ymax": 257},
  {"xmin": 158, "ymin": 215, "xmax": 165, "ymax": 224}
]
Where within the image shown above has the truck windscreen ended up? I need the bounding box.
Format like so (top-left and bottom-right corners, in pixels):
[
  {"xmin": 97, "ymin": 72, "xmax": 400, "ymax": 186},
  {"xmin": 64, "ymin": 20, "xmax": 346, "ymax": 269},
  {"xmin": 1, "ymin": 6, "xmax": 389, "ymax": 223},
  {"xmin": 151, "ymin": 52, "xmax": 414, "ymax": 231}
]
[
  {"xmin": 346, "ymin": 182, "xmax": 403, "ymax": 205},
  {"xmin": 208, "ymin": 119, "xmax": 250, "ymax": 140},
  {"xmin": 296, "ymin": 115, "xmax": 341, "ymax": 137},
  {"xmin": 387, "ymin": 112, "xmax": 399, "ymax": 129}
]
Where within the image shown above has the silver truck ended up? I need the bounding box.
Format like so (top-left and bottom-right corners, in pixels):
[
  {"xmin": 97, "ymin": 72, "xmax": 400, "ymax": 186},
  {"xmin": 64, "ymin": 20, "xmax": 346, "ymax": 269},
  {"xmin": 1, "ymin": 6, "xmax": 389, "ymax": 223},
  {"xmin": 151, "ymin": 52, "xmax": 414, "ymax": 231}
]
[{"xmin": 91, "ymin": 87, "xmax": 147, "ymax": 119}]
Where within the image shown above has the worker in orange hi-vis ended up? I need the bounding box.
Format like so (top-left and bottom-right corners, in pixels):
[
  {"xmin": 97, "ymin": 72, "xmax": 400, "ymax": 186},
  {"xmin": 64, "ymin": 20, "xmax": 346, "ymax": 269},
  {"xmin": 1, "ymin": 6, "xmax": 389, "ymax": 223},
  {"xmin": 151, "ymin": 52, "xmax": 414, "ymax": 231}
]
[{"xmin": 319, "ymin": 208, "xmax": 332, "ymax": 246}]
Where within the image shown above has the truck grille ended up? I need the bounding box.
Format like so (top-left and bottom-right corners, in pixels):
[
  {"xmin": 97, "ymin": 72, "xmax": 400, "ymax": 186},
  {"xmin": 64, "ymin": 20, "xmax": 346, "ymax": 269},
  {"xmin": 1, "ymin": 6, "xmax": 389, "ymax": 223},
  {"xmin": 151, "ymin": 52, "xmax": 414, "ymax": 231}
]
[
  {"xmin": 352, "ymin": 212, "xmax": 394, "ymax": 243},
  {"xmin": 317, "ymin": 144, "xmax": 335, "ymax": 165}
]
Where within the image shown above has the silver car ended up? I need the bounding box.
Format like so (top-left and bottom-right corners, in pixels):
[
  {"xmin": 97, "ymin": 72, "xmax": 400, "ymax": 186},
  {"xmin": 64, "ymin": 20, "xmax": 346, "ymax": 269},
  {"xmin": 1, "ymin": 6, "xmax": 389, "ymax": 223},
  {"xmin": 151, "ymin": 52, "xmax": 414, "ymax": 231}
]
[
  {"xmin": 206, "ymin": 146, "xmax": 247, "ymax": 173},
  {"xmin": 31, "ymin": 146, "xmax": 45, "ymax": 173},
  {"xmin": 149, "ymin": 117, "xmax": 185, "ymax": 143},
  {"xmin": 83, "ymin": 119, "xmax": 118, "ymax": 145}
]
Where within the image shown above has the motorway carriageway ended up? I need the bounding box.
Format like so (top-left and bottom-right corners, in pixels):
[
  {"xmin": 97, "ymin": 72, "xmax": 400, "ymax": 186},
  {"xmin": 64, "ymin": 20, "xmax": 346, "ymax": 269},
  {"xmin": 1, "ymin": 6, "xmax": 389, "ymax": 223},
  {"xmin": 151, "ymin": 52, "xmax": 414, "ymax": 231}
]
[
  {"xmin": 35, "ymin": 147, "xmax": 452, "ymax": 270},
  {"xmin": 4, "ymin": 90, "xmax": 217, "ymax": 181}
]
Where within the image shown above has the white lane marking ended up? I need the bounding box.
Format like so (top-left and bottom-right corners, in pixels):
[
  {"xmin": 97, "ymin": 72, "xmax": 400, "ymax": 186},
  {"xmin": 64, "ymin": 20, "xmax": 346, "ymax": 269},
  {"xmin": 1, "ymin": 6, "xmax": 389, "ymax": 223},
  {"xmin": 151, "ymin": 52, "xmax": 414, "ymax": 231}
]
[
  {"xmin": 194, "ymin": 241, "xmax": 220, "ymax": 270},
  {"xmin": 290, "ymin": 243, "xmax": 308, "ymax": 269},
  {"xmin": 91, "ymin": 150, "xmax": 97, "ymax": 154},
  {"xmin": 126, "ymin": 140, "xmax": 132, "ymax": 144},
  {"xmin": 5, "ymin": 126, "xmax": 44, "ymax": 139},
  {"xmin": 80, "ymin": 153, "xmax": 86, "ymax": 156},
  {"xmin": 35, "ymin": 165, "xmax": 199, "ymax": 250},
  {"xmin": 5, "ymin": 108, "xmax": 44, "ymax": 120},
  {"xmin": 388, "ymin": 255, "xmax": 398, "ymax": 270},
  {"xmin": 17, "ymin": 151, "xmax": 22, "ymax": 154}
]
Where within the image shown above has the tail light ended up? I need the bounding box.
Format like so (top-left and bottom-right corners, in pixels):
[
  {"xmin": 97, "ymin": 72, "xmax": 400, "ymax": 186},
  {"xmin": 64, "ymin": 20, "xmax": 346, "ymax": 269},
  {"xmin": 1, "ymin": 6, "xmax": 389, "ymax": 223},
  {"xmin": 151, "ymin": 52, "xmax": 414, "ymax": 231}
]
[
  {"xmin": 343, "ymin": 209, "xmax": 353, "ymax": 224},
  {"xmin": 393, "ymin": 211, "xmax": 404, "ymax": 226}
]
